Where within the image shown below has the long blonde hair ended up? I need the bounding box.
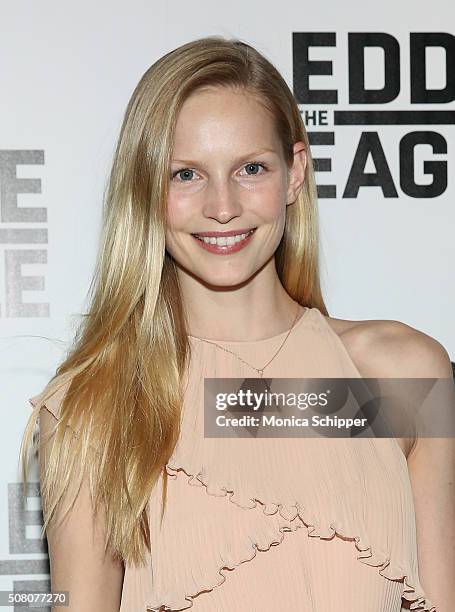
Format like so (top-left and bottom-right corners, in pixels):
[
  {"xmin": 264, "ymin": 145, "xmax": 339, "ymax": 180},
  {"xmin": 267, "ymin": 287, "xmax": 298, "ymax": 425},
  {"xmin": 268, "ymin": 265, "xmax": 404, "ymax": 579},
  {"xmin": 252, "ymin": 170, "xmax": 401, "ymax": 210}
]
[{"xmin": 20, "ymin": 35, "xmax": 328, "ymax": 566}]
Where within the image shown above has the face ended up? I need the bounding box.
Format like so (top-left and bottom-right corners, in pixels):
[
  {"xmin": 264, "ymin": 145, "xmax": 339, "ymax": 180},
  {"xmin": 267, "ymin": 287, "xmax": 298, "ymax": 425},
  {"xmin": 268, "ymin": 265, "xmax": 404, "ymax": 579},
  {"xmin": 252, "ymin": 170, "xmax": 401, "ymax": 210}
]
[{"xmin": 165, "ymin": 86, "xmax": 306, "ymax": 288}]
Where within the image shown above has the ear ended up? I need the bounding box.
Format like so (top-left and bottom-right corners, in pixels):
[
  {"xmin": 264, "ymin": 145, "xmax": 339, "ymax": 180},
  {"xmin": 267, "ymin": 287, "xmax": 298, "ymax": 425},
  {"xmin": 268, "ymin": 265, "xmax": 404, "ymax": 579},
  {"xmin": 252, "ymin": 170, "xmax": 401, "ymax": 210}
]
[{"xmin": 286, "ymin": 141, "xmax": 307, "ymax": 205}]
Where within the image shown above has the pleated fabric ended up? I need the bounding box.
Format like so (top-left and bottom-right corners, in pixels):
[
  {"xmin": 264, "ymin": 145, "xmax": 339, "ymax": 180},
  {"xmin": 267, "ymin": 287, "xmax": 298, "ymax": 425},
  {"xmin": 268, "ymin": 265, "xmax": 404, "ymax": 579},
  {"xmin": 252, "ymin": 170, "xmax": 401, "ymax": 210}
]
[{"xmin": 29, "ymin": 306, "xmax": 436, "ymax": 611}]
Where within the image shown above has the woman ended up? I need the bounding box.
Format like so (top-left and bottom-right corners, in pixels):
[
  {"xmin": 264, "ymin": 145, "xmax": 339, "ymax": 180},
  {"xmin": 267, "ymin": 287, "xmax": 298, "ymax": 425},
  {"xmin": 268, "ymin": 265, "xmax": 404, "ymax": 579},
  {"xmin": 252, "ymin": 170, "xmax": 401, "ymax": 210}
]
[{"xmin": 21, "ymin": 36, "xmax": 454, "ymax": 611}]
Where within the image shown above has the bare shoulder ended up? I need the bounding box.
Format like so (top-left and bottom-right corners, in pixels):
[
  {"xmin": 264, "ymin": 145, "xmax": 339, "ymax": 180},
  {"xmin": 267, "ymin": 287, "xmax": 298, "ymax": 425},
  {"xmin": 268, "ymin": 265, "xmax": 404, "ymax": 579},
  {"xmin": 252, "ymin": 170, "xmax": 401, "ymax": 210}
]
[
  {"xmin": 320, "ymin": 312, "xmax": 453, "ymax": 457},
  {"xmin": 321, "ymin": 312, "xmax": 452, "ymax": 378}
]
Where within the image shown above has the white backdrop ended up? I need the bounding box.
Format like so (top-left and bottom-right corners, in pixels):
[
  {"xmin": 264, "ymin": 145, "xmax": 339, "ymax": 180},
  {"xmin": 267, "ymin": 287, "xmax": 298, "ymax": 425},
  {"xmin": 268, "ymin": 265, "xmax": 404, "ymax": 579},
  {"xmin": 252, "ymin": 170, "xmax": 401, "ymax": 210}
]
[{"xmin": 1, "ymin": 1, "xmax": 453, "ymax": 607}]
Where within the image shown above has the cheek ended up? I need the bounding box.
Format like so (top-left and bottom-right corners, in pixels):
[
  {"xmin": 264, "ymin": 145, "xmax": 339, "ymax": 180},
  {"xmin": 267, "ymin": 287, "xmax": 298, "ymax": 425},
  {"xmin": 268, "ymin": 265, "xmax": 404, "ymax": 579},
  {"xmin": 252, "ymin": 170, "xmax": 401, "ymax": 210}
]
[
  {"xmin": 166, "ymin": 193, "xmax": 191, "ymax": 229},
  {"xmin": 250, "ymin": 184, "xmax": 286, "ymax": 221}
]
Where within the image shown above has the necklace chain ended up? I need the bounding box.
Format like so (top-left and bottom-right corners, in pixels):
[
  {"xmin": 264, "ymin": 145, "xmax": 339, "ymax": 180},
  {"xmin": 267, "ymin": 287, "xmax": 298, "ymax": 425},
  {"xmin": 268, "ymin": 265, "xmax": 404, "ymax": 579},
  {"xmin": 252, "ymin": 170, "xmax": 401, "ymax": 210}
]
[{"xmin": 191, "ymin": 304, "xmax": 302, "ymax": 378}]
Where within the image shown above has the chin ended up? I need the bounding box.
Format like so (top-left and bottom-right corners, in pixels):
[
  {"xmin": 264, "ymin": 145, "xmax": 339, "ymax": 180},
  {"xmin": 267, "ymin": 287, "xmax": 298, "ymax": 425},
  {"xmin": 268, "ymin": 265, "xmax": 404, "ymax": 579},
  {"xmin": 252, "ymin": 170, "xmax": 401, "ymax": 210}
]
[{"xmin": 194, "ymin": 269, "xmax": 255, "ymax": 289}]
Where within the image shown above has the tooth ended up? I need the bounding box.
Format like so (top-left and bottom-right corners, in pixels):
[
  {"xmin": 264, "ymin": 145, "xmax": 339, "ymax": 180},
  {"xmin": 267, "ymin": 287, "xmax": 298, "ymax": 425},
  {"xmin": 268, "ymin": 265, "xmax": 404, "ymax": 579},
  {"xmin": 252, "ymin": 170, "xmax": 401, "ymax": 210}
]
[{"xmin": 197, "ymin": 231, "xmax": 252, "ymax": 245}]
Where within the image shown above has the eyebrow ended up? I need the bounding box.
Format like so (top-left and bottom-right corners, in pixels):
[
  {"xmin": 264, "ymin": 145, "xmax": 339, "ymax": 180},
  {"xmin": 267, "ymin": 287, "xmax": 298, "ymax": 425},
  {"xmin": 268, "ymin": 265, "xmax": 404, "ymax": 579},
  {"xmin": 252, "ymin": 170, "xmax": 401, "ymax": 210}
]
[{"xmin": 171, "ymin": 147, "xmax": 277, "ymax": 165}]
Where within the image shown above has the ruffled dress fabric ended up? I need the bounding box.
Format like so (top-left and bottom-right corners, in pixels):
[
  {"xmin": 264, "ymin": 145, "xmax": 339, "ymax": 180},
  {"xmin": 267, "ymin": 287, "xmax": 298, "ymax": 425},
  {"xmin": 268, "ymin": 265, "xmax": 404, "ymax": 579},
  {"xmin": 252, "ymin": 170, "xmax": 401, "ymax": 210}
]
[{"xmin": 29, "ymin": 306, "xmax": 436, "ymax": 611}]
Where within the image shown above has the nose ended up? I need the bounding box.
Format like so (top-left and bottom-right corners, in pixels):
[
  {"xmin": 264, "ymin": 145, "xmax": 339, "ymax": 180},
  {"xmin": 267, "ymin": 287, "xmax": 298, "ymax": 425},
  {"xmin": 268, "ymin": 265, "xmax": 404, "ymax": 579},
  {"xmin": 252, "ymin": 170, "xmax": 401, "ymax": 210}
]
[{"xmin": 201, "ymin": 175, "xmax": 243, "ymax": 224}]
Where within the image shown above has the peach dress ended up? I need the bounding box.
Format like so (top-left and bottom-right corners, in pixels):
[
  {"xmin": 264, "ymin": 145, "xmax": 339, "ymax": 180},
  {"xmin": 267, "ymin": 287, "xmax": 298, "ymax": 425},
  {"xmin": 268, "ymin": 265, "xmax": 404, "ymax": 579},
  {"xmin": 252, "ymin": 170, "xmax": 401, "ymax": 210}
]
[{"xmin": 29, "ymin": 306, "xmax": 436, "ymax": 611}]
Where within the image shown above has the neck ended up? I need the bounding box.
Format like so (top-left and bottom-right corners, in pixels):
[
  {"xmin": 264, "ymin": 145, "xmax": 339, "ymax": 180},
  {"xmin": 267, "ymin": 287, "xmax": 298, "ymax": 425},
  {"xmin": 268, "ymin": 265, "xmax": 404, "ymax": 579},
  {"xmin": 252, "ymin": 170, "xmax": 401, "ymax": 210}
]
[{"xmin": 177, "ymin": 259, "xmax": 301, "ymax": 342}]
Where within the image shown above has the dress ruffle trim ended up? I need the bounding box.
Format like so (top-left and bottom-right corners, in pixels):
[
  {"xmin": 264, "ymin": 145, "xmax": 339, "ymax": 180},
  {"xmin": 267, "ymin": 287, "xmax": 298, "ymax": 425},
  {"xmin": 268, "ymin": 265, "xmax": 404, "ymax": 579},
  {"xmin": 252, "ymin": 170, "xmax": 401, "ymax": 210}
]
[{"xmin": 146, "ymin": 464, "xmax": 436, "ymax": 612}]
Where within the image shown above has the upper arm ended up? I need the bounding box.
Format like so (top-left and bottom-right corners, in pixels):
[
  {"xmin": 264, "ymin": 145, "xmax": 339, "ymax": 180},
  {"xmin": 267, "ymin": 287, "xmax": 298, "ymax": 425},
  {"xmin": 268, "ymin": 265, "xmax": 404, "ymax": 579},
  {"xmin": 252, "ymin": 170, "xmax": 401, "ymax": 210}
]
[
  {"xmin": 360, "ymin": 321, "xmax": 455, "ymax": 610},
  {"xmin": 39, "ymin": 406, "xmax": 125, "ymax": 612},
  {"xmin": 398, "ymin": 330, "xmax": 455, "ymax": 610},
  {"xmin": 407, "ymin": 432, "xmax": 455, "ymax": 610}
]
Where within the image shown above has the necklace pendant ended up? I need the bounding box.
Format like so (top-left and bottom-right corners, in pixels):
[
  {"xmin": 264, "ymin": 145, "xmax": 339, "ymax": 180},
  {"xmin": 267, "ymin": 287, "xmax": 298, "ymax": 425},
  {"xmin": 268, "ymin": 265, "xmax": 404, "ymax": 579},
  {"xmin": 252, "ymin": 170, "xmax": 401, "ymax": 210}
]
[{"xmin": 234, "ymin": 376, "xmax": 273, "ymax": 438}]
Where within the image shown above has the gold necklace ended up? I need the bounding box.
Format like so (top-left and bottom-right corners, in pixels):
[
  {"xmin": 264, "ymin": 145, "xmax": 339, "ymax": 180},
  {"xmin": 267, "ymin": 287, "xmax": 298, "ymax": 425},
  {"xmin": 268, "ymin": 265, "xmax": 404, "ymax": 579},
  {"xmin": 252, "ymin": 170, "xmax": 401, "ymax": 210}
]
[{"xmin": 191, "ymin": 303, "xmax": 302, "ymax": 378}]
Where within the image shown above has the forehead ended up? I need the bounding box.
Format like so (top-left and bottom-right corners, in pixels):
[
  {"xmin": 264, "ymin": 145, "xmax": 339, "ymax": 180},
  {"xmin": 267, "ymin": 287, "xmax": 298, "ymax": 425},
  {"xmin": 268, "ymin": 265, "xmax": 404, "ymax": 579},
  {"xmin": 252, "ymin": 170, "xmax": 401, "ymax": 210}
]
[{"xmin": 172, "ymin": 86, "xmax": 279, "ymax": 155}]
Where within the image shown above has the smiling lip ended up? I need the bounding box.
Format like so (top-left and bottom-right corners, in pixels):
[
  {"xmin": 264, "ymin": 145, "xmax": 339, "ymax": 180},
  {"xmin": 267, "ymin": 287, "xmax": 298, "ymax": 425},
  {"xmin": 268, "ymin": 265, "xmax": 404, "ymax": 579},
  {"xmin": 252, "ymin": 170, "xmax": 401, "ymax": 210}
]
[
  {"xmin": 191, "ymin": 227, "xmax": 257, "ymax": 238},
  {"xmin": 191, "ymin": 227, "xmax": 257, "ymax": 255}
]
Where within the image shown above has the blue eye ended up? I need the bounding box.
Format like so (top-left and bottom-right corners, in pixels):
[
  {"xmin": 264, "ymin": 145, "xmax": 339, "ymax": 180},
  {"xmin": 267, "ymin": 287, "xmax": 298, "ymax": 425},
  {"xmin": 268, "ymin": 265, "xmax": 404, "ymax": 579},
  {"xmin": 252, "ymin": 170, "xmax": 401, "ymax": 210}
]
[
  {"xmin": 240, "ymin": 162, "xmax": 268, "ymax": 176},
  {"xmin": 170, "ymin": 161, "xmax": 268, "ymax": 183},
  {"xmin": 172, "ymin": 168, "xmax": 196, "ymax": 182}
]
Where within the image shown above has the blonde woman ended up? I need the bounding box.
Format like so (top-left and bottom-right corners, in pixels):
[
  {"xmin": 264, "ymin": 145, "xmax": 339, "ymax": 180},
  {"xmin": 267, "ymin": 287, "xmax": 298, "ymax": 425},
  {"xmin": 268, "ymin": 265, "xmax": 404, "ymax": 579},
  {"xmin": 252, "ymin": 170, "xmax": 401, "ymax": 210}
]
[{"xmin": 21, "ymin": 36, "xmax": 454, "ymax": 612}]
